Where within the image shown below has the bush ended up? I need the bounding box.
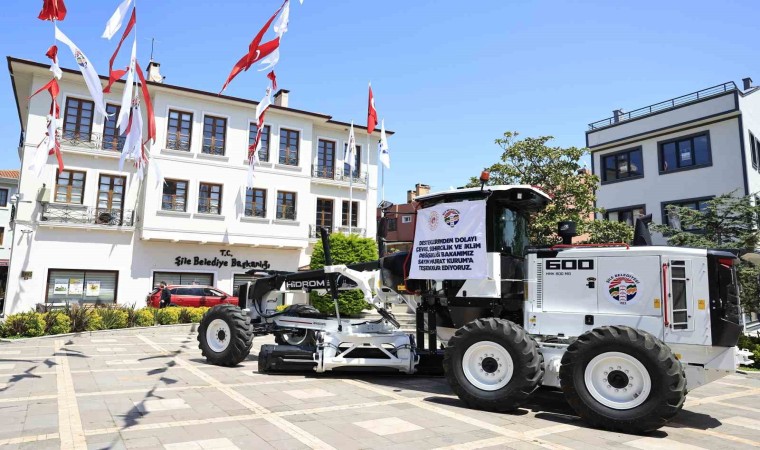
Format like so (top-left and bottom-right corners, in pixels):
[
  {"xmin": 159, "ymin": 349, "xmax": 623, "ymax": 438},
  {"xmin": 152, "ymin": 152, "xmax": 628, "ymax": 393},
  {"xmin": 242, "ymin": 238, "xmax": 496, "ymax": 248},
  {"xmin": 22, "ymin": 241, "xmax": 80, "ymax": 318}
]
[
  {"xmin": 155, "ymin": 307, "xmax": 180, "ymax": 325},
  {"xmin": 134, "ymin": 308, "xmax": 155, "ymax": 327},
  {"xmin": 44, "ymin": 311, "xmax": 72, "ymax": 335},
  {"xmin": 189, "ymin": 307, "xmax": 209, "ymax": 323},
  {"xmin": 87, "ymin": 313, "xmax": 104, "ymax": 331},
  {"xmin": 739, "ymin": 334, "xmax": 760, "ymax": 369},
  {"xmin": 3, "ymin": 312, "xmax": 46, "ymax": 337},
  {"xmin": 96, "ymin": 308, "xmax": 128, "ymax": 330},
  {"xmin": 310, "ymin": 290, "xmax": 371, "ymax": 317},
  {"xmin": 178, "ymin": 308, "xmax": 193, "ymax": 324},
  {"xmin": 66, "ymin": 305, "xmax": 95, "ymax": 333}
]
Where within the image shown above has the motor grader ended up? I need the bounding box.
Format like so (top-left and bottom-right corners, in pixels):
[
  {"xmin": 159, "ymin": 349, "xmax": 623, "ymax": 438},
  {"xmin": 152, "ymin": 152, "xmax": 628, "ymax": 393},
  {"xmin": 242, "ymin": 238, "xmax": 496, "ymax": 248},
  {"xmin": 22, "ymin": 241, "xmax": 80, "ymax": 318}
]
[{"xmin": 197, "ymin": 181, "xmax": 752, "ymax": 433}]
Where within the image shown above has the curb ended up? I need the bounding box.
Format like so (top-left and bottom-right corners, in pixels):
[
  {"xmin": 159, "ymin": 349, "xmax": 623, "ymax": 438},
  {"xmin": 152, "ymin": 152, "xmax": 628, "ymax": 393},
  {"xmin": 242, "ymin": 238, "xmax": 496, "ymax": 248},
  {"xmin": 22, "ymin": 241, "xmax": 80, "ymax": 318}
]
[{"xmin": 0, "ymin": 323, "xmax": 198, "ymax": 343}]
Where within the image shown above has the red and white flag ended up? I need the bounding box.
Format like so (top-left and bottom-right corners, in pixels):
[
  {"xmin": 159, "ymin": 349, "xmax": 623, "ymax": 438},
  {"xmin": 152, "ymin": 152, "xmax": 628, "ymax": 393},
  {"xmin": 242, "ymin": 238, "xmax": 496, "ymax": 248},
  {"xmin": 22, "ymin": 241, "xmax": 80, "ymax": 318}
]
[
  {"xmin": 45, "ymin": 45, "xmax": 62, "ymax": 79},
  {"xmin": 29, "ymin": 78, "xmax": 63, "ymax": 177},
  {"xmin": 378, "ymin": 119, "xmax": 390, "ymax": 169},
  {"xmin": 38, "ymin": 0, "xmax": 67, "ymax": 21},
  {"xmin": 345, "ymin": 122, "xmax": 357, "ymax": 170},
  {"xmin": 367, "ymin": 83, "xmax": 378, "ymax": 134},
  {"xmin": 102, "ymin": 0, "xmax": 133, "ymax": 39},
  {"xmin": 54, "ymin": 25, "xmax": 110, "ymax": 118},
  {"xmin": 117, "ymin": 39, "xmax": 137, "ymax": 134},
  {"xmin": 119, "ymin": 99, "xmax": 143, "ymax": 172}
]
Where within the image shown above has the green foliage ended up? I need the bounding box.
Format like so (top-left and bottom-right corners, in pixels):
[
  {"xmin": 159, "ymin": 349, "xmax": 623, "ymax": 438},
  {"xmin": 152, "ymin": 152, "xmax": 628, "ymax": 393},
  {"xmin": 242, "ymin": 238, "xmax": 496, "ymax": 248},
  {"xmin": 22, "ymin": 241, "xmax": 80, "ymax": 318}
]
[
  {"xmin": 738, "ymin": 334, "xmax": 760, "ymax": 369},
  {"xmin": 66, "ymin": 305, "xmax": 96, "ymax": 333},
  {"xmin": 2, "ymin": 312, "xmax": 46, "ymax": 337},
  {"xmin": 310, "ymin": 233, "xmax": 378, "ymax": 269},
  {"xmin": 134, "ymin": 308, "xmax": 156, "ymax": 327},
  {"xmin": 44, "ymin": 311, "xmax": 72, "ymax": 335},
  {"xmin": 581, "ymin": 220, "xmax": 634, "ymax": 244},
  {"xmin": 178, "ymin": 308, "xmax": 193, "ymax": 324},
  {"xmin": 87, "ymin": 313, "xmax": 103, "ymax": 331},
  {"xmin": 309, "ymin": 289, "xmax": 370, "ymax": 316},
  {"xmin": 96, "ymin": 308, "xmax": 128, "ymax": 330},
  {"xmin": 155, "ymin": 307, "xmax": 181, "ymax": 325},
  {"xmin": 468, "ymin": 132, "xmax": 599, "ymax": 246},
  {"xmin": 652, "ymin": 193, "xmax": 760, "ymax": 311}
]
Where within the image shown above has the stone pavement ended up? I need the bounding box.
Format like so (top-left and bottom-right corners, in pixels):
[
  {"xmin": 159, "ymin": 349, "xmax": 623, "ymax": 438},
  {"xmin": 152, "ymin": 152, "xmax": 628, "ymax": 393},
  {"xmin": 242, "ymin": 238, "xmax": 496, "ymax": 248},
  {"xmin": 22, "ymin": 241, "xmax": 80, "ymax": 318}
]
[{"xmin": 1, "ymin": 325, "xmax": 760, "ymax": 450}]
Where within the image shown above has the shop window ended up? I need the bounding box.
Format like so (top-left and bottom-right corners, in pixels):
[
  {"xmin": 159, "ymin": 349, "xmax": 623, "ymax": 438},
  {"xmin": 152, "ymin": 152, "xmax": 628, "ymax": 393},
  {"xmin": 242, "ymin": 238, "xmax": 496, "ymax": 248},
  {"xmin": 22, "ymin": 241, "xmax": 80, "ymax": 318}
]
[
  {"xmin": 152, "ymin": 272, "xmax": 214, "ymax": 287},
  {"xmin": 46, "ymin": 269, "xmax": 118, "ymax": 305}
]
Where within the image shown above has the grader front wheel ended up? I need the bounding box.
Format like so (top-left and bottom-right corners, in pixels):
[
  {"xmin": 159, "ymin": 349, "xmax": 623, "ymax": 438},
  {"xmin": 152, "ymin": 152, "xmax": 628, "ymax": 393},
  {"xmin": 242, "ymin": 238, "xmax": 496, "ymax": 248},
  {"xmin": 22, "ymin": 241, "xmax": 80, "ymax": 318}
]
[
  {"xmin": 197, "ymin": 304, "xmax": 253, "ymax": 367},
  {"xmin": 443, "ymin": 318, "xmax": 544, "ymax": 412}
]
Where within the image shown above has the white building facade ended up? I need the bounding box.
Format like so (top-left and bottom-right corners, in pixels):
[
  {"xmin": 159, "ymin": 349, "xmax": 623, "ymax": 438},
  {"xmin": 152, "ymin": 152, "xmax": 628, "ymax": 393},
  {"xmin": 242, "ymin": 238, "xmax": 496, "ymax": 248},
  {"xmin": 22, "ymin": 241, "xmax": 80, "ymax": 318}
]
[
  {"xmin": 0, "ymin": 170, "xmax": 19, "ymax": 308},
  {"xmin": 4, "ymin": 57, "xmax": 386, "ymax": 315},
  {"xmin": 587, "ymin": 79, "xmax": 760, "ymax": 241}
]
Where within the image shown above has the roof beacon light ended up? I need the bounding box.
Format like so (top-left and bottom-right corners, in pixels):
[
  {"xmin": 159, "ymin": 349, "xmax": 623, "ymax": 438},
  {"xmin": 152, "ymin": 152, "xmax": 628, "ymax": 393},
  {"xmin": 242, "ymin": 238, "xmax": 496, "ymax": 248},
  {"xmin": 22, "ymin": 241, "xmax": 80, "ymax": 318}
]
[{"xmin": 479, "ymin": 170, "xmax": 490, "ymax": 191}]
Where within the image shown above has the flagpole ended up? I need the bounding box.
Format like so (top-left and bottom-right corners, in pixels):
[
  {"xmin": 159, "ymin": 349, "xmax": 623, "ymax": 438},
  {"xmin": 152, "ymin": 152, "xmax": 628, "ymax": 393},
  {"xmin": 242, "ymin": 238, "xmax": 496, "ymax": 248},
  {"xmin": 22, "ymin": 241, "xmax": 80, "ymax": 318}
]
[
  {"xmin": 366, "ymin": 132, "xmax": 371, "ymax": 237},
  {"xmin": 348, "ymin": 167, "xmax": 353, "ymax": 235}
]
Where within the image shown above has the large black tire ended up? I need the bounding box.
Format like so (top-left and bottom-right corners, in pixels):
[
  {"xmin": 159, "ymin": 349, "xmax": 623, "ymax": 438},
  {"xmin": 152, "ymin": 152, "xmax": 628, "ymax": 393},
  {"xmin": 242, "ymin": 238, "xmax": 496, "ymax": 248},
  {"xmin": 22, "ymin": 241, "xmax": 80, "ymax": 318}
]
[
  {"xmin": 197, "ymin": 304, "xmax": 253, "ymax": 366},
  {"xmin": 444, "ymin": 318, "xmax": 544, "ymax": 412},
  {"xmin": 273, "ymin": 304, "xmax": 319, "ymax": 347},
  {"xmin": 559, "ymin": 326, "xmax": 686, "ymax": 434}
]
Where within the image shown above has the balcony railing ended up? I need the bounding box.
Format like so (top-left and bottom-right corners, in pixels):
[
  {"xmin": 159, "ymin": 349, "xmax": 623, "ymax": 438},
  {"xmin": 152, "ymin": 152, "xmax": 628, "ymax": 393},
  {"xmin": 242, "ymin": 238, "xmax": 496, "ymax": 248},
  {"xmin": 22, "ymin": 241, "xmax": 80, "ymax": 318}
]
[
  {"xmin": 588, "ymin": 82, "xmax": 738, "ymax": 130},
  {"xmin": 244, "ymin": 207, "xmax": 266, "ymax": 218},
  {"xmin": 309, "ymin": 224, "xmax": 366, "ymax": 238},
  {"xmin": 161, "ymin": 195, "xmax": 187, "ymax": 212},
  {"xmin": 311, "ymin": 166, "xmax": 368, "ymax": 185},
  {"xmin": 41, "ymin": 204, "xmax": 134, "ymax": 227},
  {"xmin": 56, "ymin": 129, "xmax": 123, "ymax": 152},
  {"xmin": 276, "ymin": 206, "xmax": 297, "ymax": 221},
  {"xmin": 202, "ymin": 143, "xmax": 225, "ymax": 156},
  {"xmin": 166, "ymin": 137, "xmax": 191, "ymax": 151}
]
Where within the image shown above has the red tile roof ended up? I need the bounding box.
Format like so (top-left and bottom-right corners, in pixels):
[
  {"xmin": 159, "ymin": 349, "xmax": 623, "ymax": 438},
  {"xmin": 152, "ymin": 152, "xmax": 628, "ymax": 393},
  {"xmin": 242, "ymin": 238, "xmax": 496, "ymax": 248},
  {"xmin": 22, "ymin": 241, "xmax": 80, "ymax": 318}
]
[{"xmin": 0, "ymin": 170, "xmax": 20, "ymax": 179}]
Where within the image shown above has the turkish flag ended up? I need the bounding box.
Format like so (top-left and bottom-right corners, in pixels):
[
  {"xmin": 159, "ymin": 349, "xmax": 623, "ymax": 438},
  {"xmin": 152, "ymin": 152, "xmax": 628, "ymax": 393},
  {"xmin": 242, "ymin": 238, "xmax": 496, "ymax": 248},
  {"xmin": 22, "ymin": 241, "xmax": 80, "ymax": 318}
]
[
  {"xmin": 367, "ymin": 84, "xmax": 378, "ymax": 134},
  {"xmin": 38, "ymin": 0, "xmax": 67, "ymax": 21}
]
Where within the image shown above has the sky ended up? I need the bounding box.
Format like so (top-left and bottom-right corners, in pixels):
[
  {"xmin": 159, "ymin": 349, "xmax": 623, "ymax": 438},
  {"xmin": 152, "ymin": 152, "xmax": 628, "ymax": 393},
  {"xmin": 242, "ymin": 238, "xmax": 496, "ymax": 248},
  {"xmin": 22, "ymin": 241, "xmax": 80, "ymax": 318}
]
[{"xmin": 0, "ymin": 0, "xmax": 758, "ymax": 204}]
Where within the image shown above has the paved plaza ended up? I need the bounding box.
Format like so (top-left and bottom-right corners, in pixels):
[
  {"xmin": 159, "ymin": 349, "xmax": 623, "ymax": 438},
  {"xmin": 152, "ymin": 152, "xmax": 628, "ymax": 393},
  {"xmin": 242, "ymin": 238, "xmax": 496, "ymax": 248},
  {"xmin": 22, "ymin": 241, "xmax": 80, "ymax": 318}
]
[{"xmin": 1, "ymin": 325, "xmax": 760, "ymax": 449}]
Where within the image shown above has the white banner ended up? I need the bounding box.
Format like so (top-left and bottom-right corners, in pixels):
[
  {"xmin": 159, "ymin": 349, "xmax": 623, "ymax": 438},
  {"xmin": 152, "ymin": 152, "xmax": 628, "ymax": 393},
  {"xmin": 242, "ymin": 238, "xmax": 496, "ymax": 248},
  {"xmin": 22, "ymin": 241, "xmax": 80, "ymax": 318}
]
[{"xmin": 409, "ymin": 200, "xmax": 487, "ymax": 280}]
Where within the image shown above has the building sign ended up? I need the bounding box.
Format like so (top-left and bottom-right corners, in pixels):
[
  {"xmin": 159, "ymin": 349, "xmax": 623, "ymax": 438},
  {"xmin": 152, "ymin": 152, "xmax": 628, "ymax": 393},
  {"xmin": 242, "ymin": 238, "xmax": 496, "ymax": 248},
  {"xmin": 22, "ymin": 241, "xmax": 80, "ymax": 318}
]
[
  {"xmin": 409, "ymin": 200, "xmax": 487, "ymax": 280},
  {"xmin": 174, "ymin": 250, "xmax": 271, "ymax": 271}
]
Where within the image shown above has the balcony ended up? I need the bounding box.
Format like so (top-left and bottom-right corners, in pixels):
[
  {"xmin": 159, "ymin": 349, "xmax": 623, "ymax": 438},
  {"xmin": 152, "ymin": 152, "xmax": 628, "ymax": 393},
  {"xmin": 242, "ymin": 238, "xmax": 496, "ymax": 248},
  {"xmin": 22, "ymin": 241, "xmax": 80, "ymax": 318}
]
[
  {"xmin": 243, "ymin": 207, "xmax": 266, "ymax": 218},
  {"xmin": 57, "ymin": 129, "xmax": 124, "ymax": 152},
  {"xmin": 311, "ymin": 166, "xmax": 368, "ymax": 186},
  {"xmin": 588, "ymin": 82, "xmax": 738, "ymax": 131},
  {"xmin": 276, "ymin": 206, "xmax": 297, "ymax": 221},
  {"xmin": 309, "ymin": 224, "xmax": 366, "ymax": 238},
  {"xmin": 165, "ymin": 137, "xmax": 191, "ymax": 152},
  {"xmin": 40, "ymin": 204, "xmax": 135, "ymax": 228}
]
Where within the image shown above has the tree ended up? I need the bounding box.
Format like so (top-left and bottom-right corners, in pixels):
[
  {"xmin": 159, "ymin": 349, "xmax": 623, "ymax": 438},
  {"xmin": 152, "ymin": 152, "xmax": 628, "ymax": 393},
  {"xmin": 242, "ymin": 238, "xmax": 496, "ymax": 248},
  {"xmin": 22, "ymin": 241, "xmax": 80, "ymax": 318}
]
[
  {"xmin": 469, "ymin": 131, "xmax": 631, "ymax": 245},
  {"xmin": 309, "ymin": 233, "xmax": 378, "ymax": 316},
  {"xmin": 652, "ymin": 192, "xmax": 760, "ymax": 311}
]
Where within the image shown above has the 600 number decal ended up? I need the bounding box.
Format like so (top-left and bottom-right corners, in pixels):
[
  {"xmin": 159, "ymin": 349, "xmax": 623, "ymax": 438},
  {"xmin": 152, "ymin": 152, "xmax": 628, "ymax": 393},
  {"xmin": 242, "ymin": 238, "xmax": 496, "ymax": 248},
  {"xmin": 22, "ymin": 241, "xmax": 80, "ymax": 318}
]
[{"xmin": 545, "ymin": 259, "xmax": 594, "ymax": 275}]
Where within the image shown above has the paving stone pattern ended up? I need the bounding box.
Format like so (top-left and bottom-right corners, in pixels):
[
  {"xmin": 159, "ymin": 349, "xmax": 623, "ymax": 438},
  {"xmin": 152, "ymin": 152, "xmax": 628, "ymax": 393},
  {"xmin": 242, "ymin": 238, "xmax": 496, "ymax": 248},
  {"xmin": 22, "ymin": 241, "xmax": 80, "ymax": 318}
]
[{"xmin": 1, "ymin": 325, "xmax": 759, "ymax": 449}]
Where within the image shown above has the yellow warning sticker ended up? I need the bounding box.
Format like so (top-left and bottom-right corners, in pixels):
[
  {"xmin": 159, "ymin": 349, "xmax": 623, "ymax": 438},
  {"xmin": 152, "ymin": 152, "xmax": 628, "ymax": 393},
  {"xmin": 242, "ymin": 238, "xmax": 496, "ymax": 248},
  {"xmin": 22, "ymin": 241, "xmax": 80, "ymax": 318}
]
[
  {"xmin": 698, "ymin": 299, "xmax": 706, "ymax": 310},
  {"xmin": 654, "ymin": 298, "xmax": 661, "ymax": 309},
  {"xmin": 675, "ymin": 353, "xmax": 682, "ymax": 360},
  {"xmin": 397, "ymin": 285, "xmax": 406, "ymax": 292}
]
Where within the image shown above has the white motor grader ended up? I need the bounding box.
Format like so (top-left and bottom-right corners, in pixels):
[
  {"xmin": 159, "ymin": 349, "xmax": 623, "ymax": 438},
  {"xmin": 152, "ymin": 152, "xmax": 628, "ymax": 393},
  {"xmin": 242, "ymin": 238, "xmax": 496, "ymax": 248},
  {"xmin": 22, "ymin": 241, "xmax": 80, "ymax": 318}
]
[{"xmin": 197, "ymin": 181, "xmax": 752, "ymax": 433}]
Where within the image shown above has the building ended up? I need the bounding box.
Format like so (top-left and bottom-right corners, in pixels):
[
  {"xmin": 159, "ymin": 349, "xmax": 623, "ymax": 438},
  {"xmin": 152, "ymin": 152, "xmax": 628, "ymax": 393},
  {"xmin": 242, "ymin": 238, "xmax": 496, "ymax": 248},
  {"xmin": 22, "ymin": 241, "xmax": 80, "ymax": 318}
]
[
  {"xmin": 3, "ymin": 56, "xmax": 389, "ymax": 315},
  {"xmin": 0, "ymin": 170, "xmax": 19, "ymax": 308},
  {"xmin": 587, "ymin": 78, "xmax": 760, "ymax": 240},
  {"xmin": 378, "ymin": 183, "xmax": 428, "ymax": 253}
]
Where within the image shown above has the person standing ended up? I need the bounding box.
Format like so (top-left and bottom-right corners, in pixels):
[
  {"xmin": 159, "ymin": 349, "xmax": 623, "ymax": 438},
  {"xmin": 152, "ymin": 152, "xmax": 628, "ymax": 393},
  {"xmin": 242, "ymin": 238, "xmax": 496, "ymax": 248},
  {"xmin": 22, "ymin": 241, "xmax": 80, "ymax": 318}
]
[{"xmin": 159, "ymin": 281, "xmax": 171, "ymax": 308}]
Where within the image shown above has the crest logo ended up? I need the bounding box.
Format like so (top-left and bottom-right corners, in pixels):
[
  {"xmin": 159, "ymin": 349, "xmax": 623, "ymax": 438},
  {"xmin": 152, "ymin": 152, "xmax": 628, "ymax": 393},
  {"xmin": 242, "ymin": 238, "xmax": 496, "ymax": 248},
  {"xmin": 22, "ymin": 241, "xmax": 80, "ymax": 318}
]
[
  {"xmin": 74, "ymin": 50, "xmax": 87, "ymax": 69},
  {"xmin": 443, "ymin": 209, "xmax": 460, "ymax": 228},
  {"xmin": 428, "ymin": 211, "xmax": 440, "ymax": 231},
  {"xmin": 605, "ymin": 273, "xmax": 641, "ymax": 305}
]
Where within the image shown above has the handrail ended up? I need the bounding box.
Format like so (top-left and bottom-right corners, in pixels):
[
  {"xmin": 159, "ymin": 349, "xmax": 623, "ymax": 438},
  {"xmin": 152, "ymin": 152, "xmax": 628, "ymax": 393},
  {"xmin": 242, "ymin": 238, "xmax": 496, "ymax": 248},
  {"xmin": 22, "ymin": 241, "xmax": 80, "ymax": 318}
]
[
  {"xmin": 588, "ymin": 81, "xmax": 738, "ymax": 130},
  {"xmin": 662, "ymin": 263, "xmax": 670, "ymax": 327},
  {"xmin": 550, "ymin": 243, "xmax": 630, "ymax": 250}
]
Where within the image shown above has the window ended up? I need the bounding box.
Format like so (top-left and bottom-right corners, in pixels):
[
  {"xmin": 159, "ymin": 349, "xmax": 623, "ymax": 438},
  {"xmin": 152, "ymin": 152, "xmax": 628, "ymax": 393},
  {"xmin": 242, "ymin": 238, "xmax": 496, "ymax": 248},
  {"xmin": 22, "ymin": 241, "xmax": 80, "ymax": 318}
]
[
  {"xmin": 276, "ymin": 191, "xmax": 296, "ymax": 220},
  {"xmin": 659, "ymin": 133, "xmax": 711, "ymax": 172},
  {"xmin": 245, "ymin": 188, "xmax": 266, "ymax": 217},
  {"xmin": 198, "ymin": 183, "xmax": 222, "ymax": 214},
  {"xmin": 162, "ymin": 179, "xmax": 188, "ymax": 212},
  {"xmin": 55, "ymin": 170, "xmax": 85, "ymax": 204},
  {"xmin": 248, "ymin": 123, "xmax": 271, "ymax": 162},
  {"xmin": 341, "ymin": 200, "xmax": 358, "ymax": 227},
  {"xmin": 202, "ymin": 115, "xmax": 227, "ymax": 155},
  {"xmin": 387, "ymin": 218, "xmax": 397, "ymax": 231},
  {"xmin": 0, "ymin": 227, "xmax": 4, "ymax": 246},
  {"xmin": 603, "ymin": 206, "xmax": 645, "ymax": 227},
  {"xmin": 97, "ymin": 174, "xmax": 126, "ymax": 224},
  {"xmin": 152, "ymin": 272, "xmax": 213, "ymax": 287},
  {"xmin": 601, "ymin": 147, "xmax": 643, "ymax": 182},
  {"xmin": 316, "ymin": 140, "xmax": 336, "ymax": 178},
  {"xmin": 102, "ymin": 104, "xmax": 123, "ymax": 151},
  {"xmin": 662, "ymin": 197, "xmax": 711, "ymax": 229},
  {"xmin": 46, "ymin": 269, "xmax": 118, "ymax": 305},
  {"xmin": 670, "ymin": 260, "xmax": 690, "ymax": 330},
  {"xmin": 63, "ymin": 97, "xmax": 95, "ymax": 142},
  {"xmin": 166, "ymin": 109, "xmax": 193, "ymax": 151},
  {"xmin": 750, "ymin": 131, "xmax": 760, "ymax": 172},
  {"xmin": 343, "ymin": 144, "xmax": 362, "ymax": 177},
  {"xmin": 0, "ymin": 189, "xmax": 7, "ymax": 207},
  {"xmin": 279, "ymin": 128, "xmax": 299, "ymax": 165},
  {"xmin": 401, "ymin": 215, "xmax": 413, "ymax": 224},
  {"xmin": 316, "ymin": 198, "xmax": 334, "ymax": 233}
]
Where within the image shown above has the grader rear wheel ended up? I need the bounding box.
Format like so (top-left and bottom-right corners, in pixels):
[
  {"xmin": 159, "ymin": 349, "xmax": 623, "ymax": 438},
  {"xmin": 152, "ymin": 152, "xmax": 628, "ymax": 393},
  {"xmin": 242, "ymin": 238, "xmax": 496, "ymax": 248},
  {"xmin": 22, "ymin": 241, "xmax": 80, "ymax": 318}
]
[
  {"xmin": 197, "ymin": 304, "xmax": 253, "ymax": 367},
  {"xmin": 559, "ymin": 325, "xmax": 686, "ymax": 433},
  {"xmin": 443, "ymin": 318, "xmax": 544, "ymax": 412}
]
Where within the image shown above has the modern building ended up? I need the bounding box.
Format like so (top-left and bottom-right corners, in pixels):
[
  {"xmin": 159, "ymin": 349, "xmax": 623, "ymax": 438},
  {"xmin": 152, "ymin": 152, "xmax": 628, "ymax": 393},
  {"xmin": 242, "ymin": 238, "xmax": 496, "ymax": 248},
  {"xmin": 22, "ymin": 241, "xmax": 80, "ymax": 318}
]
[
  {"xmin": 3, "ymin": 56, "xmax": 389, "ymax": 315},
  {"xmin": 587, "ymin": 78, "xmax": 760, "ymax": 240},
  {"xmin": 0, "ymin": 170, "xmax": 19, "ymax": 308}
]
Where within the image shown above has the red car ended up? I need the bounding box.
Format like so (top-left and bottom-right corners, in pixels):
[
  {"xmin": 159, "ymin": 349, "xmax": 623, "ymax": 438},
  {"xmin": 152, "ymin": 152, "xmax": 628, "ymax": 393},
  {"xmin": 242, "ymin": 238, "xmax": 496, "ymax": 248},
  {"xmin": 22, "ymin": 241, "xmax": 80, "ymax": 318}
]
[{"xmin": 146, "ymin": 285, "xmax": 238, "ymax": 308}]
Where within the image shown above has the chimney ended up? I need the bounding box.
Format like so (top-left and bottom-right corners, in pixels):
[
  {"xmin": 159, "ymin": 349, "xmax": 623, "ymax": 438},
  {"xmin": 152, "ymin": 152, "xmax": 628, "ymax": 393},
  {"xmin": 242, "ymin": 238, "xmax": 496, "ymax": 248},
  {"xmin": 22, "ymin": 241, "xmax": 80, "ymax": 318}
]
[
  {"xmin": 416, "ymin": 183, "xmax": 431, "ymax": 197},
  {"xmin": 406, "ymin": 190, "xmax": 414, "ymax": 203},
  {"xmin": 147, "ymin": 61, "xmax": 163, "ymax": 83},
  {"xmin": 743, "ymin": 77, "xmax": 753, "ymax": 91},
  {"xmin": 274, "ymin": 89, "xmax": 289, "ymax": 107},
  {"xmin": 613, "ymin": 109, "xmax": 624, "ymax": 123}
]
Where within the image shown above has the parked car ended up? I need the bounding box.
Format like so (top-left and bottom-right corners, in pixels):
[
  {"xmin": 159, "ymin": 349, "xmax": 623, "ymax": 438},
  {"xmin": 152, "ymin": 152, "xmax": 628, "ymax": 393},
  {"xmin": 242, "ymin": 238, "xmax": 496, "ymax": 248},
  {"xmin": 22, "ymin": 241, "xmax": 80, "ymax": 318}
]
[{"xmin": 146, "ymin": 285, "xmax": 238, "ymax": 308}]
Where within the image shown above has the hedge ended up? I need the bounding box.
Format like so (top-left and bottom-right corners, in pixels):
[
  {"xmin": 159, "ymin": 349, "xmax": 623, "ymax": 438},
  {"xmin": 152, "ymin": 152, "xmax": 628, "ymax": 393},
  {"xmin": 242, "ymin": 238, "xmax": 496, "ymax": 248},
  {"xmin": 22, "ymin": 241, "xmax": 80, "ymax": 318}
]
[
  {"xmin": 0, "ymin": 305, "xmax": 211, "ymax": 338},
  {"xmin": 738, "ymin": 333, "xmax": 760, "ymax": 369}
]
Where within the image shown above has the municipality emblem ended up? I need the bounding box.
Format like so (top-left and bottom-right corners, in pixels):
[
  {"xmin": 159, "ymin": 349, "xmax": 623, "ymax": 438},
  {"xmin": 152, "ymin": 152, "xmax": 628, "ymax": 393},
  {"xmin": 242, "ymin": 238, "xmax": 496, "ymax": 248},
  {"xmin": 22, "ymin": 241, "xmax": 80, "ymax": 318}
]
[
  {"xmin": 606, "ymin": 273, "xmax": 640, "ymax": 305},
  {"xmin": 428, "ymin": 211, "xmax": 440, "ymax": 231},
  {"xmin": 443, "ymin": 209, "xmax": 460, "ymax": 228},
  {"xmin": 74, "ymin": 50, "xmax": 87, "ymax": 69}
]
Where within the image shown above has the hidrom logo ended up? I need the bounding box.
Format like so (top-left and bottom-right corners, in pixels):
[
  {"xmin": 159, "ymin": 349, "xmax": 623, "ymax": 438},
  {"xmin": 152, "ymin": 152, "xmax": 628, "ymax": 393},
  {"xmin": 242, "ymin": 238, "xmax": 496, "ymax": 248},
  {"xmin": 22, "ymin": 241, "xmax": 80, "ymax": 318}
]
[
  {"xmin": 443, "ymin": 209, "xmax": 460, "ymax": 228},
  {"xmin": 605, "ymin": 273, "xmax": 641, "ymax": 305}
]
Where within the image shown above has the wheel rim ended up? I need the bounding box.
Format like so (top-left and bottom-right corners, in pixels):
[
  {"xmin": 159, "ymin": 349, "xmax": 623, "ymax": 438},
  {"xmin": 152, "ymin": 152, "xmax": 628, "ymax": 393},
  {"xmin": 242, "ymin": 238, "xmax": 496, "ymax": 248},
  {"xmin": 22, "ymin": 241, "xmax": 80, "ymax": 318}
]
[
  {"xmin": 461, "ymin": 341, "xmax": 514, "ymax": 391},
  {"xmin": 282, "ymin": 329, "xmax": 307, "ymax": 346},
  {"xmin": 206, "ymin": 319, "xmax": 231, "ymax": 353},
  {"xmin": 584, "ymin": 351, "xmax": 652, "ymax": 410}
]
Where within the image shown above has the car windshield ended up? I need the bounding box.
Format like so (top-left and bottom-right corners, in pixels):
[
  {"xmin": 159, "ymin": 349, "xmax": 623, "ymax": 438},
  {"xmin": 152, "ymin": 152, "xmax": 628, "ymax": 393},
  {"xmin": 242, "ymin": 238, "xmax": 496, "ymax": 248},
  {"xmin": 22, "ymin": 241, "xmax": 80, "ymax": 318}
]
[{"xmin": 492, "ymin": 206, "xmax": 529, "ymax": 257}]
